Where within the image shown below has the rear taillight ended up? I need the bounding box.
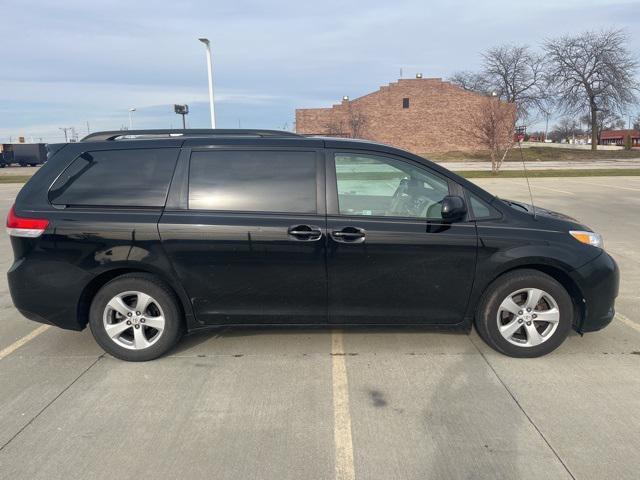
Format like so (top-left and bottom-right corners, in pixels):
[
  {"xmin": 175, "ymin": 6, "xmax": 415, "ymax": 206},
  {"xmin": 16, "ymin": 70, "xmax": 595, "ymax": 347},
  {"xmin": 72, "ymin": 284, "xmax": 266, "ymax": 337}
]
[{"xmin": 6, "ymin": 205, "xmax": 49, "ymax": 238}]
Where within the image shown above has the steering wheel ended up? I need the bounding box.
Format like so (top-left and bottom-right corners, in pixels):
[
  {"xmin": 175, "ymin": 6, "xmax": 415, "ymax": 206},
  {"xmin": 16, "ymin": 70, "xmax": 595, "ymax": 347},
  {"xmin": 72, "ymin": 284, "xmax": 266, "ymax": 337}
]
[{"xmin": 389, "ymin": 178, "xmax": 410, "ymax": 214}]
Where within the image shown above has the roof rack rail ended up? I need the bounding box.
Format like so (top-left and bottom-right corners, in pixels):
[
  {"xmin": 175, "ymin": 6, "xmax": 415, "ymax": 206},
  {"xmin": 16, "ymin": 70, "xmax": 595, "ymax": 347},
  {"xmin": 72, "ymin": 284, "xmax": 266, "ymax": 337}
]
[{"xmin": 81, "ymin": 129, "xmax": 302, "ymax": 142}]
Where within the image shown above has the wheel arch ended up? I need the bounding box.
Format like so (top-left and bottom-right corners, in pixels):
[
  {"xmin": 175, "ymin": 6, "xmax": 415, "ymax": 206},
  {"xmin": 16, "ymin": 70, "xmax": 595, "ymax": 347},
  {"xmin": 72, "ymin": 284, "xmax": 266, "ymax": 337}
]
[
  {"xmin": 473, "ymin": 262, "xmax": 586, "ymax": 331},
  {"xmin": 77, "ymin": 265, "xmax": 195, "ymax": 330}
]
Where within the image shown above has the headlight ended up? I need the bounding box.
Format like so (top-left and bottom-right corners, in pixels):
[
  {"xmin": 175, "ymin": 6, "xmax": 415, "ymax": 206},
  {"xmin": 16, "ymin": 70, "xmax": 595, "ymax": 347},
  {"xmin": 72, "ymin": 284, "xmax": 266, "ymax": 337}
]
[{"xmin": 570, "ymin": 230, "xmax": 603, "ymax": 249}]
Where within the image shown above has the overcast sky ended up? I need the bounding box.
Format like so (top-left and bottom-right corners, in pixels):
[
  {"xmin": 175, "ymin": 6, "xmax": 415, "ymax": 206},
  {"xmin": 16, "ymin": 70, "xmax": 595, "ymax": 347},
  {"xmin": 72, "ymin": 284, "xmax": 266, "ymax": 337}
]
[{"xmin": 1, "ymin": 0, "xmax": 639, "ymax": 142}]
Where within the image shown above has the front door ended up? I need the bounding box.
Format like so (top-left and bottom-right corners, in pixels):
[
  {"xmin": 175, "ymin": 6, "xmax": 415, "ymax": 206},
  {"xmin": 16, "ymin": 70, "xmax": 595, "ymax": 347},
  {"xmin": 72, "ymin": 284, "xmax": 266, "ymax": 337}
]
[
  {"xmin": 159, "ymin": 148, "xmax": 327, "ymax": 325},
  {"xmin": 325, "ymin": 151, "xmax": 477, "ymax": 325}
]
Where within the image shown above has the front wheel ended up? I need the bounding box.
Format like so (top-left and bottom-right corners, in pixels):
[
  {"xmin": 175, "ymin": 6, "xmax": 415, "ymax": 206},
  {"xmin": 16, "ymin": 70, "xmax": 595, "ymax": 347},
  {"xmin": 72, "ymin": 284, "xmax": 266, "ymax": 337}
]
[
  {"xmin": 475, "ymin": 270, "xmax": 573, "ymax": 357},
  {"xmin": 89, "ymin": 273, "xmax": 184, "ymax": 361}
]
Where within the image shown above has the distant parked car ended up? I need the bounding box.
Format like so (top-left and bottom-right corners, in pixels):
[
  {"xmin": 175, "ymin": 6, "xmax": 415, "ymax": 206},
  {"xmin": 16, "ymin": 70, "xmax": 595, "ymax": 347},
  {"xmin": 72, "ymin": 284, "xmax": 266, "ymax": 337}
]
[{"xmin": 6, "ymin": 129, "xmax": 619, "ymax": 361}]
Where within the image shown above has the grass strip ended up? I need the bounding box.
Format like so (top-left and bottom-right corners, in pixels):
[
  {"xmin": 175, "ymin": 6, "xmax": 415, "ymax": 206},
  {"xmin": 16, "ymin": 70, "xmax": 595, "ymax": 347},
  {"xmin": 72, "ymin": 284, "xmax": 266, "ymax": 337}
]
[{"xmin": 0, "ymin": 176, "xmax": 33, "ymax": 184}]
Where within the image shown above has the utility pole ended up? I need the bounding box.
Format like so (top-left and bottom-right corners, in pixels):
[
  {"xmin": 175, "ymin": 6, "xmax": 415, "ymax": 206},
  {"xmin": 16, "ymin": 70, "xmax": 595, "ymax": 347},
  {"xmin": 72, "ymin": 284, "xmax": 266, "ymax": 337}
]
[
  {"xmin": 86, "ymin": 121, "xmax": 90, "ymax": 135},
  {"xmin": 544, "ymin": 112, "xmax": 550, "ymax": 142},
  {"xmin": 174, "ymin": 104, "xmax": 189, "ymax": 129},
  {"xmin": 198, "ymin": 38, "xmax": 216, "ymax": 128},
  {"xmin": 128, "ymin": 108, "xmax": 136, "ymax": 130},
  {"xmin": 59, "ymin": 127, "xmax": 69, "ymax": 142}
]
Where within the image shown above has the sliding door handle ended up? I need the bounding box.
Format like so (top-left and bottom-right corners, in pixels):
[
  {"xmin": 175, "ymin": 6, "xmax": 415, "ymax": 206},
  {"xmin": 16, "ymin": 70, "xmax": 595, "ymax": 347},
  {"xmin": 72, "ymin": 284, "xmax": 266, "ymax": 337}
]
[
  {"xmin": 288, "ymin": 225, "xmax": 323, "ymax": 241},
  {"xmin": 331, "ymin": 227, "xmax": 366, "ymax": 244}
]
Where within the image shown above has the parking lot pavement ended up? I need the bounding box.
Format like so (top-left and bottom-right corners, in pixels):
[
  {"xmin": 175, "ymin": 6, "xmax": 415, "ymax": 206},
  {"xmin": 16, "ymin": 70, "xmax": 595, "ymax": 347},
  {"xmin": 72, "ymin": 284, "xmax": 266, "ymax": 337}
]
[
  {"xmin": 436, "ymin": 158, "xmax": 640, "ymax": 170},
  {"xmin": 1, "ymin": 178, "xmax": 640, "ymax": 479}
]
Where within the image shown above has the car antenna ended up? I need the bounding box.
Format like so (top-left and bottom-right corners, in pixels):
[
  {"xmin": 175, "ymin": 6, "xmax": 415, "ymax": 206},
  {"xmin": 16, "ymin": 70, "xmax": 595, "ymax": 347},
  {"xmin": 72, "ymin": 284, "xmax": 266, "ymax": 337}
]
[{"xmin": 517, "ymin": 138, "xmax": 536, "ymax": 219}]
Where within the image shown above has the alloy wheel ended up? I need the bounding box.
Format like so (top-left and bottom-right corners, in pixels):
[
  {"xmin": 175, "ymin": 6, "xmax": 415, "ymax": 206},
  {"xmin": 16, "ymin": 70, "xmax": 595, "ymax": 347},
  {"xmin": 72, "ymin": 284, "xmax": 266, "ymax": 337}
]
[
  {"xmin": 103, "ymin": 290, "xmax": 165, "ymax": 350},
  {"xmin": 496, "ymin": 288, "xmax": 560, "ymax": 347}
]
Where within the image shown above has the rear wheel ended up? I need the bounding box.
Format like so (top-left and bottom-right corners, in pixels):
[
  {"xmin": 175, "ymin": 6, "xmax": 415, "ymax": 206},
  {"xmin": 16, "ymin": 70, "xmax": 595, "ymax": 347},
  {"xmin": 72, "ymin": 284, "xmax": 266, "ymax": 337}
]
[
  {"xmin": 475, "ymin": 269, "xmax": 573, "ymax": 357},
  {"xmin": 89, "ymin": 273, "xmax": 184, "ymax": 361}
]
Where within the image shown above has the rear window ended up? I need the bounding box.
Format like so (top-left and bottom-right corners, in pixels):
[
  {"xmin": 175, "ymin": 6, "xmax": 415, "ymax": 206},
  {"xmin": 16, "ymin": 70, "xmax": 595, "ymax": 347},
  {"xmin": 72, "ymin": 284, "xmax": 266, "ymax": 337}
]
[
  {"xmin": 188, "ymin": 150, "xmax": 317, "ymax": 213},
  {"xmin": 49, "ymin": 148, "xmax": 179, "ymax": 207}
]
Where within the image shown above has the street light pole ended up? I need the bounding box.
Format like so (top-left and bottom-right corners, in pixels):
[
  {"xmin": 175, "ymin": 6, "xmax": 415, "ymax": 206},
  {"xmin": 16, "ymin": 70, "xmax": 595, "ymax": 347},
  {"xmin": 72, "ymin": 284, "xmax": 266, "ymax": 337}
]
[
  {"xmin": 198, "ymin": 38, "xmax": 216, "ymax": 129},
  {"xmin": 128, "ymin": 108, "xmax": 136, "ymax": 130}
]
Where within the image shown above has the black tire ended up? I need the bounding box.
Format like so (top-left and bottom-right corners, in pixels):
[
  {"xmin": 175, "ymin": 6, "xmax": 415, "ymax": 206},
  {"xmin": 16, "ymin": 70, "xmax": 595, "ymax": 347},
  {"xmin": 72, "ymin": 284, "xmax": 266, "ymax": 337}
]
[
  {"xmin": 89, "ymin": 273, "xmax": 184, "ymax": 361},
  {"xmin": 475, "ymin": 269, "xmax": 573, "ymax": 358}
]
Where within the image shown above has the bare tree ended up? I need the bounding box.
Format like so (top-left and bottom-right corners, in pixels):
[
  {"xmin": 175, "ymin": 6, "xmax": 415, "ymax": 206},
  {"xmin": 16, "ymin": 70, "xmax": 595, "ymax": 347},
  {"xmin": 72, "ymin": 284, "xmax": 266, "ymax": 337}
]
[
  {"xmin": 544, "ymin": 29, "xmax": 640, "ymax": 150},
  {"xmin": 347, "ymin": 110, "xmax": 367, "ymax": 139},
  {"xmin": 451, "ymin": 45, "xmax": 548, "ymax": 123},
  {"xmin": 550, "ymin": 117, "xmax": 582, "ymax": 143},
  {"xmin": 580, "ymin": 109, "xmax": 626, "ymax": 143},
  {"xmin": 323, "ymin": 118, "xmax": 345, "ymax": 136},
  {"xmin": 482, "ymin": 45, "xmax": 549, "ymax": 122},
  {"xmin": 633, "ymin": 115, "xmax": 640, "ymax": 130},
  {"xmin": 466, "ymin": 97, "xmax": 517, "ymax": 173},
  {"xmin": 449, "ymin": 71, "xmax": 490, "ymax": 94}
]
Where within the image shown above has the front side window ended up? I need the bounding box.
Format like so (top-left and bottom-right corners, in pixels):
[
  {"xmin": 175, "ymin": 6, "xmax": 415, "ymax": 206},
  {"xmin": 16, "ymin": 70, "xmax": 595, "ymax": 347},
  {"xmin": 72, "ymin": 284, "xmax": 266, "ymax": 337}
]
[
  {"xmin": 469, "ymin": 193, "xmax": 492, "ymax": 218},
  {"xmin": 334, "ymin": 153, "xmax": 449, "ymax": 219},
  {"xmin": 49, "ymin": 148, "xmax": 179, "ymax": 207},
  {"xmin": 189, "ymin": 150, "xmax": 317, "ymax": 213}
]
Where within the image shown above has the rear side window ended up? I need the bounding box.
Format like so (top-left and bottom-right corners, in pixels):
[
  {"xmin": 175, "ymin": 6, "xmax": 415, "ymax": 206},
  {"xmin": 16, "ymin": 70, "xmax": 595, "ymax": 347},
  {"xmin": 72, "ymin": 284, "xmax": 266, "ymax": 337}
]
[
  {"xmin": 49, "ymin": 148, "xmax": 179, "ymax": 207},
  {"xmin": 188, "ymin": 150, "xmax": 317, "ymax": 213}
]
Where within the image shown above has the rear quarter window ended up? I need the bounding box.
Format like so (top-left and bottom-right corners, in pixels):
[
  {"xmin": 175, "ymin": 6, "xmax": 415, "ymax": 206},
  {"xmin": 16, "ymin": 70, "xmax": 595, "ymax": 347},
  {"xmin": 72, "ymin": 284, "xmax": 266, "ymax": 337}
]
[{"xmin": 49, "ymin": 148, "xmax": 179, "ymax": 207}]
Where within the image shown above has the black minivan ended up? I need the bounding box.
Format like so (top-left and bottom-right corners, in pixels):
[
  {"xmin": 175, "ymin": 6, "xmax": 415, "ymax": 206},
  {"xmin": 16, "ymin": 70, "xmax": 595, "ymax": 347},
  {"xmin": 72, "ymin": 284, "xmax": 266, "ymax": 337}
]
[{"xmin": 7, "ymin": 130, "xmax": 619, "ymax": 361}]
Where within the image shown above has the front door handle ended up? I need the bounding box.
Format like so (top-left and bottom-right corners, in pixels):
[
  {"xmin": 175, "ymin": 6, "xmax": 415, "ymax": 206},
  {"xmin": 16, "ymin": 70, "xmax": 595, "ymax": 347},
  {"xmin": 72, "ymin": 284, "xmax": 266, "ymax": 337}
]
[
  {"xmin": 331, "ymin": 227, "xmax": 366, "ymax": 244},
  {"xmin": 288, "ymin": 225, "xmax": 323, "ymax": 241}
]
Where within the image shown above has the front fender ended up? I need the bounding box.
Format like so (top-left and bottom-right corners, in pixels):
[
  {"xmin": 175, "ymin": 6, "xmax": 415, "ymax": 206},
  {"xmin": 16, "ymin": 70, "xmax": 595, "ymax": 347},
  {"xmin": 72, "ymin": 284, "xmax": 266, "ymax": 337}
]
[{"xmin": 465, "ymin": 225, "xmax": 601, "ymax": 323}]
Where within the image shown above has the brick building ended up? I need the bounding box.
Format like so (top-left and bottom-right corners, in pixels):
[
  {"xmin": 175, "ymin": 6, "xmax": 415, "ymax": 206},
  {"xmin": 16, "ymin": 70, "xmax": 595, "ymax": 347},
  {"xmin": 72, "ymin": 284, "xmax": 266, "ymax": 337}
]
[
  {"xmin": 600, "ymin": 129, "xmax": 640, "ymax": 147},
  {"xmin": 295, "ymin": 77, "xmax": 512, "ymax": 154}
]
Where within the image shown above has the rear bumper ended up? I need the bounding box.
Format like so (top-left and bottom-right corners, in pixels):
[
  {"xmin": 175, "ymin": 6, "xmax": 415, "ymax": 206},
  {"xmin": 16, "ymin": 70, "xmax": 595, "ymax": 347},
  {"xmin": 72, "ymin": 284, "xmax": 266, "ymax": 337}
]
[
  {"xmin": 570, "ymin": 251, "xmax": 619, "ymax": 333},
  {"xmin": 7, "ymin": 256, "xmax": 92, "ymax": 331}
]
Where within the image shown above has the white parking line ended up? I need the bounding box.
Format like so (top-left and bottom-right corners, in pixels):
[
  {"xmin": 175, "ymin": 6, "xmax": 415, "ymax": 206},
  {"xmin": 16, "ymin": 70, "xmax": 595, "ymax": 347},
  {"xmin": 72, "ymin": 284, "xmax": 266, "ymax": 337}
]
[
  {"xmin": 533, "ymin": 185, "xmax": 575, "ymax": 195},
  {"xmin": 616, "ymin": 313, "xmax": 640, "ymax": 333},
  {"xmin": 565, "ymin": 179, "xmax": 640, "ymax": 192},
  {"xmin": 331, "ymin": 330, "xmax": 355, "ymax": 480},
  {"xmin": 0, "ymin": 324, "xmax": 49, "ymax": 360}
]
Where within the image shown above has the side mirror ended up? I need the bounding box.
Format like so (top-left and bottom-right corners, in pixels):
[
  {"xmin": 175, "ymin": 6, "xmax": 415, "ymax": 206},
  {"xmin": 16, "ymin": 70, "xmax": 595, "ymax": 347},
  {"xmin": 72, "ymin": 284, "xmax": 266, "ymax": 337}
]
[{"xmin": 441, "ymin": 195, "xmax": 467, "ymax": 221}]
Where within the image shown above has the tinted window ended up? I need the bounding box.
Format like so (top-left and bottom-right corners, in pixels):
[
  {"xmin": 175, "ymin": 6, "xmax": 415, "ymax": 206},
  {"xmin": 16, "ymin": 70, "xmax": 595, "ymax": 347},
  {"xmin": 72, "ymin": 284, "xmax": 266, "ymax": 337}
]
[
  {"xmin": 189, "ymin": 150, "xmax": 316, "ymax": 213},
  {"xmin": 470, "ymin": 193, "xmax": 492, "ymax": 218},
  {"xmin": 335, "ymin": 153, "xmax": 449, "ymax": 219},
  {"xmin": 49, "ymin": 148, "xmax": 178, "ymax": 207}
]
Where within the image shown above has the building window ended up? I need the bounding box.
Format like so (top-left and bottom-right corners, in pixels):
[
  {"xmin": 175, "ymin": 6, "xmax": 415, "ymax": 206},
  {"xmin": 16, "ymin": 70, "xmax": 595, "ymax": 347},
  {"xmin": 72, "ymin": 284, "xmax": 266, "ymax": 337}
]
[{"xmin": 402, "ymin": 98, "xmax": 410, "ymax": 109}]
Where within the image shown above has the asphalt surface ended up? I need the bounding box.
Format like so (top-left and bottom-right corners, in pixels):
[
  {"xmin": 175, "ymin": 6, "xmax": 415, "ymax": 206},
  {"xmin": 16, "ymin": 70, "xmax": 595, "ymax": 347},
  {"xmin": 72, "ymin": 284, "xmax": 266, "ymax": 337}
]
[
  {"xmin": 1, "ymin": 177, "xmax": 639, "ymax": 480},
  {"xmin": 438, "ymin": 158, "xmax": 640, "ymax": 171}
]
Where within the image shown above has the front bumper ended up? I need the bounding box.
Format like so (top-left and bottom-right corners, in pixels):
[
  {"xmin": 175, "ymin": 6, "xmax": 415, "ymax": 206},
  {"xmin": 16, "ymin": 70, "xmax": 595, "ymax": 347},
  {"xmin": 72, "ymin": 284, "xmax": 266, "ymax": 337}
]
[{"xmin": 570, "ymin": 251, "xmax": 619, "ymax": 332}]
